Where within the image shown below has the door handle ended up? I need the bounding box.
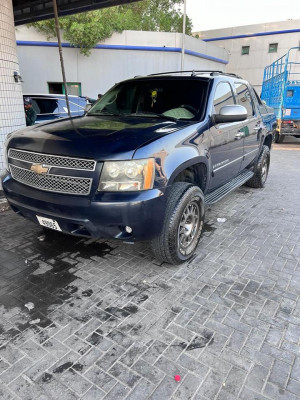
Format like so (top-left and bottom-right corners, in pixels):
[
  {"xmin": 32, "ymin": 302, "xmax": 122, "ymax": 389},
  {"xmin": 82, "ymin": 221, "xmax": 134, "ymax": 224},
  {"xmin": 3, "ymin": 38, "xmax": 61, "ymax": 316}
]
[{"xmin": 235, "ymin": 132, "xmax": 244, "ymax": 139}]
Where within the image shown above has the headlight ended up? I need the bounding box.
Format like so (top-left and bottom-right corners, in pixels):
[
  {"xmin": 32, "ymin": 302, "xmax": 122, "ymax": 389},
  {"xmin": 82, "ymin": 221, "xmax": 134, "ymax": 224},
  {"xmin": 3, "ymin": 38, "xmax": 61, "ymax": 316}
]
[
  {"xmin": 3, "ymin": 133, "xmax": 12, "ymax": 172},
  {"xmin": 99, "ymin": 158, "xmax": 155, "ymax": 191}
]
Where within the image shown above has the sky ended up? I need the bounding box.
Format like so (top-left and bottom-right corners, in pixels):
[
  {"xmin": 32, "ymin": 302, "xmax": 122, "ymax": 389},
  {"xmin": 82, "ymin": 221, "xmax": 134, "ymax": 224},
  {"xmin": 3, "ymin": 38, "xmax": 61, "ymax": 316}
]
[{"xmin": 185, "ymin": 0, "xmax": 300, "ymax": 32}]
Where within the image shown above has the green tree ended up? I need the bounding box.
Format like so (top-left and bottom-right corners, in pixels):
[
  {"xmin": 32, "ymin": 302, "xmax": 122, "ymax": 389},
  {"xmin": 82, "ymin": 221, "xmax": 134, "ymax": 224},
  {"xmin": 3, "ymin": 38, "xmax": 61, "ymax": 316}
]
[{"xmin": 30, "ymin": 0, "xmax": 192, "ymax": 56}]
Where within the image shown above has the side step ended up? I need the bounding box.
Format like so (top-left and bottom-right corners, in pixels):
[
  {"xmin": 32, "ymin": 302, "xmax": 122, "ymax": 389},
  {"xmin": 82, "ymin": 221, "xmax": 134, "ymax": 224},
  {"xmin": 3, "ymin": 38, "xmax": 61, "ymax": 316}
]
[{"xmin": 205, "ymin": 170, "xmax": 254, "ymax": 205}]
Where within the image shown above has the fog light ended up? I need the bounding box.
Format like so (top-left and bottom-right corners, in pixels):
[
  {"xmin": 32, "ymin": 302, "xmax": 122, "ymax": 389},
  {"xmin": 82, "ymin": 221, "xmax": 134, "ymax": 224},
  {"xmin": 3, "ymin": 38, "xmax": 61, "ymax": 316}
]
[{"xmin": 125, "ymin": 226, "xmax": 132, "ymax": 233}]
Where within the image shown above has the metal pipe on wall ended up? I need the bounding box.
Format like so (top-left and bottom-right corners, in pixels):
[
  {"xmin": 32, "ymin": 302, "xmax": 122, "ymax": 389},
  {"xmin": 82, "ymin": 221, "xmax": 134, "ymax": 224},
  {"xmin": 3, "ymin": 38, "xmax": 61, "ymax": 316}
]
[
  {"xmin": 181, "ymin": 0, "xmax": 187, "ymax": 71},
  {"xmin": 52, "ymin": 0, "xmax": 71, "ymax": 119}
]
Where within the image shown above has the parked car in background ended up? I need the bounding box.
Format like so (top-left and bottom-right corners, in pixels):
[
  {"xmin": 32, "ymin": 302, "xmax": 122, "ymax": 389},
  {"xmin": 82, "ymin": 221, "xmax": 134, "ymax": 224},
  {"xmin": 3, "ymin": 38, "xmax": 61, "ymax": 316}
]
[{"xmin": 23, "ymin": 94, "xmax": 87, "ymax": 124}]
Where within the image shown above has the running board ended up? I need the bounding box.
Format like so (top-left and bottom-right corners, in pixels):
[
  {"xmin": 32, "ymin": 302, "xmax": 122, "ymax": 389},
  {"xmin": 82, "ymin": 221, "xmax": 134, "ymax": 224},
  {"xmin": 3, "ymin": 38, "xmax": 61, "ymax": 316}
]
[{"xmin": 205, "ymin": 170, "xmax": 254, "ymax": 205}]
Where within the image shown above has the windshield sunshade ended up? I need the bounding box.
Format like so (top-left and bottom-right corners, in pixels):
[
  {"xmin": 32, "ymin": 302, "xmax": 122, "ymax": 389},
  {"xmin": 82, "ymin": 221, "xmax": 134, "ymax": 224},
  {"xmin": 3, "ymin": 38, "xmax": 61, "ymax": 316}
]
[{"xmin": 88, "ymin": 78, "xmax": 209, "ymax": 121}]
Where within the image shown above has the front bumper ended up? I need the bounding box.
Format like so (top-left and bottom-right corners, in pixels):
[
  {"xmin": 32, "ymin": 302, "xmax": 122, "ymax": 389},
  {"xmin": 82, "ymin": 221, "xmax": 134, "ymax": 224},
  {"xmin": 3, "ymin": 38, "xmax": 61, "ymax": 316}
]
[{"xmin": 2, "ymin": 173, "xmax": 167, "ymax": 241}]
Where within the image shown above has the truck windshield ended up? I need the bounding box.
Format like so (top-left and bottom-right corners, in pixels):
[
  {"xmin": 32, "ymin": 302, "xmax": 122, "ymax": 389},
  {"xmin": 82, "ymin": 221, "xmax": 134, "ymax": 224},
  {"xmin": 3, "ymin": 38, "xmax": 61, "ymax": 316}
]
[{"xmin": 88, "ymin": 78, "xmax": 209, "ymax": 121}]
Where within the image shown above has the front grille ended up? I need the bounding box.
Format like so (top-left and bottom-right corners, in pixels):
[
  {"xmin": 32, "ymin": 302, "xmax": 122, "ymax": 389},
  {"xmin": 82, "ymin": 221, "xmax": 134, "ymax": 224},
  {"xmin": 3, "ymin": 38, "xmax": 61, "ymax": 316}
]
[
  {"xmin": 10, "ymin": 164, "xmax": 92, "ymax": 195},
  {"xmin": 8, "ymin": 148, "xmax": 96, "ymax": 171}
]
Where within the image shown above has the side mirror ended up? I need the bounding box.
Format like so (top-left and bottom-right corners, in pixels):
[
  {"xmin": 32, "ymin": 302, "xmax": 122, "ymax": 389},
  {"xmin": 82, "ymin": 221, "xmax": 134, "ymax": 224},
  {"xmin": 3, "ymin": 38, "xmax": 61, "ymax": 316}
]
[
  {"xmin": 213, "ymin": 105, "xmax": 247, "ymax": 124},
  {"xmin": 84, "ymin": 103, "xmax": 92, "ymax": 114}
]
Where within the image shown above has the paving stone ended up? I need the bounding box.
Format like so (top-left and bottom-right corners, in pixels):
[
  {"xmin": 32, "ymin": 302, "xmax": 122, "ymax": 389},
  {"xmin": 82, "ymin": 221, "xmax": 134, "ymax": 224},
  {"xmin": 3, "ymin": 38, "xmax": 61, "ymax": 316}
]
[
  {"xmin": 287, "ymin": 379, "xmax": 300, "ymax": 397},
  {"xmin": 81, "ymin": 385, "xmax": 105, "ymax": 400},
  {"xmin": 131, "ymin": 359, "xmax": 164, "ymax": 385},
  {"xmin": 148, "ymin": 376, "xmax": 178, "ymax": 400},
  {"xmin": 0, "ymin": 356, "xmax": 32, "ymax": 384},
  {"xmin": 103, "ymin": 382, "xmax": 130, "ymax": 400},
  {"xmin": 269, "ymin": 358, "xmax": 292, "ymax": 389},
  {"xmin": 141, "ymin": 340, "xmax": 168, "ymax": 365},
  {"xmin": 108, "ymin": 362, "xmax": 141, "ymax": 388},
  {"xmin": 36, "ymin": 373, "xmax": 78, "ymax": 400},
  {"xmin": 83, "ymin": 365, "xmax": 116, "ymax": 393},
  {"xmin": 124, "ymin": 378, "xmax": 154, "ymax": 400},
  {"xmin": 223, "ymin": 366, "xmax": 247, "ymax": 396},
  {"xmin": 24, "ymin": 353, "xmax": 57, "ymax": 381},
  {"xmin": 8, "ymin": 375, "xmax": 49, "ymax": 400},
  {"xmin": 195, "ymin": 369, "xmax": 224, "ymax": 399},
  {"xmin": 59, "ymin": 368, "xmax": 92, "ymax": 395},
  {"xmin": 19, "ymin": 339, "xmax": 48, "ymax": 361},
  {"xmin": 119, "ymin": 344, "xmax": 147, "ymax": 367},
  {"xmin": 178, "ymin": 353, "xmax": 209, "ymax": 377}
]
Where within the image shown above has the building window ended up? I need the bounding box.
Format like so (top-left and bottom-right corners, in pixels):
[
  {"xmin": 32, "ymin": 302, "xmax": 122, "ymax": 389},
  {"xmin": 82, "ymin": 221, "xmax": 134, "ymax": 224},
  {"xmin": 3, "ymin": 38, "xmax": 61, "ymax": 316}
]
[
  {"xmin": 269, "ymin": 43, "xmax": 278, "ymax": 53},
  {"xmin": 48, "ymin": 82, "xmax": 82, "ymax": 96},
  {"xmin": 241, "ymin": 46, "xmax": 250, "ymax": 55}
]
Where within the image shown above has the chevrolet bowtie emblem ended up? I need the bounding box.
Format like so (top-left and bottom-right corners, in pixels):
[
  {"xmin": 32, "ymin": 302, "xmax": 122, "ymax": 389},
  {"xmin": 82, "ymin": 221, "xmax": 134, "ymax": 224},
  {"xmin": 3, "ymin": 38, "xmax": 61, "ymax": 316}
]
[{"xmin": 30, "ymin": 164, "xmax": 49, "ymax": 174}]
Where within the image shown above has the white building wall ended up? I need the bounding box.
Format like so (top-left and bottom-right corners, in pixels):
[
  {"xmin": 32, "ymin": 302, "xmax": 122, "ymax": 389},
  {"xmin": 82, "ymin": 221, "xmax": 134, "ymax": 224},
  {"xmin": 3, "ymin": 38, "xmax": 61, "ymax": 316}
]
[
  {"xmin": 15, "ymin": 27, "xmax": 229, "ymax": 98},
  {"xmin": 0, "ymin": 0, "xmax": 25, "ymax": 171},
  {"xmin": 195, "ymin": 19, "xmax": 300, "ymax": 92}
]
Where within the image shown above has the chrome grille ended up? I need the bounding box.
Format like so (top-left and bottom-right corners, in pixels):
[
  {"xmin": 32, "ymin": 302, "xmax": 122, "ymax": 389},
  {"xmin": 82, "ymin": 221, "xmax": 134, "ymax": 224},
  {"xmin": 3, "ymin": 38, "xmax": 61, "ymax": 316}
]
[
  {"xmin": 10, "ymin": 164, "xmax": 92, "ymax": 196},
  {"xmin": 8, "ymin": 148, "xmax": 96, "ymax": 171}
]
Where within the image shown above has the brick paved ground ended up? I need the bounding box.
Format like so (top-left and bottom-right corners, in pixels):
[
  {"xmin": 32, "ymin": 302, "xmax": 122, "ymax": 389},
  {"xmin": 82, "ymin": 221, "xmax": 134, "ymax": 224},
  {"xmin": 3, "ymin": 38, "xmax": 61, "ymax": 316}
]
[{"xmin": 0, "ymin": 141, "xmax": 299, "ymax": 400}]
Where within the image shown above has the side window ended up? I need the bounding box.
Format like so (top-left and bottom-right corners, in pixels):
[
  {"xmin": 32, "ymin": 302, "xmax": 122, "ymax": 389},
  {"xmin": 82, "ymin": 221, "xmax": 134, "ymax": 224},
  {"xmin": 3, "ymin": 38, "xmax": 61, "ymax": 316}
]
[
  {"xmin": 33, "ymin": 99, "xmax": 59, "ymax": 114},
  {"xmin": 213, "ymin": 82, "xmax": 235, "ymax": 114},
  {"xmin": 58, "ymin": 99, "xmax": 84, "ymax": 113},
  {"xmin": 235, "ymin": 83, "xmax": 254, "ymax": 117}
]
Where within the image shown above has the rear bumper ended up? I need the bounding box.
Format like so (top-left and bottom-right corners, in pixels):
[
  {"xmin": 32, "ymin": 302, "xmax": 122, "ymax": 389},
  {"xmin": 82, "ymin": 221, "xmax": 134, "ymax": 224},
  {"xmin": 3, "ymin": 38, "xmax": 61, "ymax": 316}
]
[
  {"xmin": 1, "ymin": 173, "xmax": 167, "ymax": 241},
  {"xmin": 280, "ymin": 128, "xmax": 300, "ymax": 134}
]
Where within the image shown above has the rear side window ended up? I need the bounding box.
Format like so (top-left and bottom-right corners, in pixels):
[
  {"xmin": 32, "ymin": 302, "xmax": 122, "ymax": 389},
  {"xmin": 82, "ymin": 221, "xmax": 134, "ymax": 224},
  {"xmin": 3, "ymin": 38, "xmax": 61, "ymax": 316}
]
[
  {"xmin": 234, "ymin": 83, "xmax": 254, "ymax": 117},
  {"xmin": 58, "ymin": 99, "xmax": 85, "ymax": 113},
  {"xmin": 213, "ymin": 82, "xmax": 235, "ymax": 114},
  {"xmin": 31, "ymin": 98, "xmax": 59, "ymax": 114}
]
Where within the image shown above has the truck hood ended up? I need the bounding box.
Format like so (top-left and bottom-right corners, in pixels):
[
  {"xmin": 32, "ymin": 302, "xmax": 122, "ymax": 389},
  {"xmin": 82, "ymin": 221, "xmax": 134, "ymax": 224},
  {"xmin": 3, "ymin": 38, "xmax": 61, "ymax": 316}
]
[{"xmin": 8, "ymin": 115, "xmax": 190, "ymax": 160}]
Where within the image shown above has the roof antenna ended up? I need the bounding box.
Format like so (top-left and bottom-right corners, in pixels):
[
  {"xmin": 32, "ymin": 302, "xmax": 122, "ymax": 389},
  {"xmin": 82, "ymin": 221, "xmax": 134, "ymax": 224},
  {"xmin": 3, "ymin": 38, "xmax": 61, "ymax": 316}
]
[{"xmin": 191, "ymin": 70, "xmax": 196, "ymax": 77}]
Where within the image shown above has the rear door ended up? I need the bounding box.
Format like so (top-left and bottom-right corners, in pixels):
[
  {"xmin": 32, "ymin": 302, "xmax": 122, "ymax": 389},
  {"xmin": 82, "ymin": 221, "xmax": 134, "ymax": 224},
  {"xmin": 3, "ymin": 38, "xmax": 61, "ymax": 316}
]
[
  {"xmin": 234, "ymin": 83, "xmax": 261, "ymax": 170},
  {"xmin": 209, "ymin": 81, "xmax": 244, "ymax": 190}
]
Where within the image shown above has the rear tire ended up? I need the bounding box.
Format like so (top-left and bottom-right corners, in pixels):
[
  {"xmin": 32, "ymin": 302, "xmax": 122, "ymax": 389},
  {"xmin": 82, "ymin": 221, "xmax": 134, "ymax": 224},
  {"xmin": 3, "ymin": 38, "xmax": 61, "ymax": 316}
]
[
  {"xmin": 274, "ymin": 131, "xmax": 280, "ymax": 143},
  {"xmin": 151, "ymin": 183, "xmax": 204, "ymax": 264},
  {"xmin": 278, "ymin": 134, "xmax": 285, "ymax": 143},
  {"xmin": 246, "ymin": 145, "xmax": 270, "ymax": 188}
]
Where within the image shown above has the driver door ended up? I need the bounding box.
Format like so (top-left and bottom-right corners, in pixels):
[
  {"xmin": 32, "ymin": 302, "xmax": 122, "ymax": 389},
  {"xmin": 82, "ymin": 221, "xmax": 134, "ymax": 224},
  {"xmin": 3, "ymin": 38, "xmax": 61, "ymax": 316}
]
[{"xmin": 209, "ymin": 81, "xmax": 244, "ymax": 190}]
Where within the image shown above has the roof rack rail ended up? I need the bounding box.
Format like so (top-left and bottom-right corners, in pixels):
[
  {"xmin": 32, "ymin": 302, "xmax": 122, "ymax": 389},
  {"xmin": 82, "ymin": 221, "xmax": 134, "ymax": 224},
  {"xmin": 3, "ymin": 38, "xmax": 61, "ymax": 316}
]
[{"xmin": 145, "ymin": 70, "xmax": 243, "ymax": 79}]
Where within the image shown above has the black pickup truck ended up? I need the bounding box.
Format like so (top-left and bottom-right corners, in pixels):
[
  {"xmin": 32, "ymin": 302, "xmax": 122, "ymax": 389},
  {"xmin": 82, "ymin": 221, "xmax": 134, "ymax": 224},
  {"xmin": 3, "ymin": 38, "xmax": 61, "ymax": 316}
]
[{"xmin": 2, "ymin": 71, "xmax": 274, "ymax": 264}]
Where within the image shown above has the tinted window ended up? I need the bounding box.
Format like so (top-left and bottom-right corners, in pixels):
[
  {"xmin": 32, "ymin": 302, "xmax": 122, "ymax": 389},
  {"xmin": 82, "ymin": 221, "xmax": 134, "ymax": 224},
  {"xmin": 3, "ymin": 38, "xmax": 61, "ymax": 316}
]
[
  {"xmin": 89, "ymin": 78, "xmax": 209, "ymax": 121},
  {"xmin": 31, "ymin": 98, "xmax": 59, "ymax": 114},
  {"xmin": 235, "ymin": 83, "xmax": 254, "ymax": 117},
  {"xmin": 58, "ymin": 99, "xmax": 85, "ymax": 113},
  {"xmin": 213, "ymin": 82, "xmax": 235, "ymax": 114}
]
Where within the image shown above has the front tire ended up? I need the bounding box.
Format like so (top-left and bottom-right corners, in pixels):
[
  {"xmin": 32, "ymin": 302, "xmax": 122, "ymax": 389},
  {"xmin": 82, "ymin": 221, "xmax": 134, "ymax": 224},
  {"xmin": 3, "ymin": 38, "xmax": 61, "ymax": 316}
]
[
  {"xmin": 246, "ymin": 145, "xmax": 270, "ymax": 188},
  {"xmin": 151, "ymin": 183, "xmax": 204, "ymax": 264}
]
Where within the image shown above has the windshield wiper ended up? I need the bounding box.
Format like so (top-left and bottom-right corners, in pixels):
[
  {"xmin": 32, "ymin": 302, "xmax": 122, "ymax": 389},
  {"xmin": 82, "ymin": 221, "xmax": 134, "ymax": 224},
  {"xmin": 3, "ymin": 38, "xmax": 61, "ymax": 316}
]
[
  {"xmin": 88, "ymin": 109, "xmax": 121, "ymax": 116},
  {"xmin": 126, "ymin": 112, "xmax": 178, "ymax": 121}
]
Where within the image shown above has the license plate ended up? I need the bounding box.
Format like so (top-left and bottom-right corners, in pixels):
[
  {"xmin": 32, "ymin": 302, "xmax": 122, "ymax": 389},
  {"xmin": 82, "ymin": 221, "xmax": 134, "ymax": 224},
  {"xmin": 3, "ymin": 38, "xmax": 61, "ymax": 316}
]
[{"xmin": 36, "ymin": 215, "xmax": 62, "ymax": 231}]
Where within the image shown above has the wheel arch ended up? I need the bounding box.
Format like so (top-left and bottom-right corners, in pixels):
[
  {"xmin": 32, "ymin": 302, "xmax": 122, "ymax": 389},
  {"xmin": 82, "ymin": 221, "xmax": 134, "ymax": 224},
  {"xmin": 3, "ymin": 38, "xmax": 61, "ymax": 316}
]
[
  {"xmin": 168, "ymin": 158, "xmax": 209, "ymax": 193},
  {"xmin": 263, "ymin": 132, "xmax": 273, "ymax": 150}
]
